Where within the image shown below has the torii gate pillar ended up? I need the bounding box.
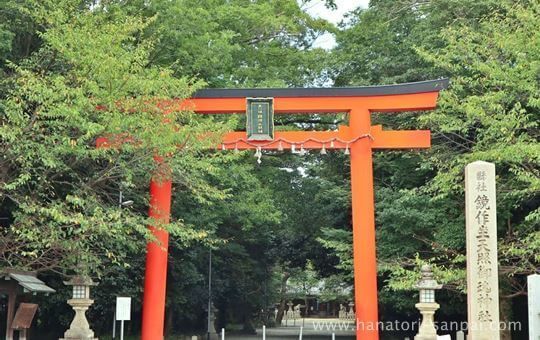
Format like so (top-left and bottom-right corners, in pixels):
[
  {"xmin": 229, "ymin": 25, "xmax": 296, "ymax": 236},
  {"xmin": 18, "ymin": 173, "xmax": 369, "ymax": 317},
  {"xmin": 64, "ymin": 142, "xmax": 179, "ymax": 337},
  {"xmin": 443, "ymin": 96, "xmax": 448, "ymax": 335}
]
[
  {"xmin": 350, "ymin": 108, "xmax": 379, "ymax": 337},
  {"xmin": 138, "ymin": 79, "xmax": 449, "ymax": 340}
]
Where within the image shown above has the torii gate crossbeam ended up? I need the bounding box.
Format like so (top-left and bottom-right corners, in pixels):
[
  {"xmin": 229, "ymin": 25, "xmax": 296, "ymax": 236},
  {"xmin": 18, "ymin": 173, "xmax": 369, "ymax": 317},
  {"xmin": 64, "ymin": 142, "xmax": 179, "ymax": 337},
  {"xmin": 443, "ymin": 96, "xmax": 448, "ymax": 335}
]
[{"xmin": 140, "ymin": 79, "xmax": 449, "ymax": 340}]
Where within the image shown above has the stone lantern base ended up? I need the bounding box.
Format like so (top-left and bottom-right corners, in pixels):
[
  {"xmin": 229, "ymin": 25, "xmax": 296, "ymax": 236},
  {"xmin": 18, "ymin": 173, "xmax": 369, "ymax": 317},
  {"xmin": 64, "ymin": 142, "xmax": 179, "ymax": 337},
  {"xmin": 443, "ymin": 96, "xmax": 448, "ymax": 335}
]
[
  {"xmin": 59, "ymin": 298, "xmax": 98, "ymax": 340},
  {"xmin": 414, "ymin": 302, "xmax": 439, "ymax": 340},
  {"xmin": 207, "ymin": 333, "xmax": 219, "ymax": 340}
]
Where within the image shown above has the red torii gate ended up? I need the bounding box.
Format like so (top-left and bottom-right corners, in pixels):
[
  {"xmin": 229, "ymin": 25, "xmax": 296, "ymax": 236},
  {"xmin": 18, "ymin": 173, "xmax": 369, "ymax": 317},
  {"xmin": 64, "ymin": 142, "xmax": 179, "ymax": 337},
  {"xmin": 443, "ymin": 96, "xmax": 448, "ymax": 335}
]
[{"xmin": 140, "ymin": 79, "xmax": 448, "ymax": 340}]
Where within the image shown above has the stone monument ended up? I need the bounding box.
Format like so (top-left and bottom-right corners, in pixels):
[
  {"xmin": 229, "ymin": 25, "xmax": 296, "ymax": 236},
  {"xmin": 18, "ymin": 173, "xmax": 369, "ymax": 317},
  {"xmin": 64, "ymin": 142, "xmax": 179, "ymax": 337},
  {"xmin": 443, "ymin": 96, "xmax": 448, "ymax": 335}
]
[
  {"xmin": 465, "ymin": 161, "xmax": 500, "ymax": 340},
  {"xmin": 528, "ymin": 274, "xmax": 540, "ymax": 340}
]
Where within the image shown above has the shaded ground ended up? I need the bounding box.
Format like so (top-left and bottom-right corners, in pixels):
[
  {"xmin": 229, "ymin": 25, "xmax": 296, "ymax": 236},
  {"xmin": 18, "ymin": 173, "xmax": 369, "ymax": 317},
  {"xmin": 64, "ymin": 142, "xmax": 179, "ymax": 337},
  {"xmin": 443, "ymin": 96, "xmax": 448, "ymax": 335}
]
[
  {"xmin": 99, "ymin": 318, "xmax": 356, "ymax": 340},
  {"xmin": 225, "ymin": 318, "xmax": 355, "ymax": 340}
]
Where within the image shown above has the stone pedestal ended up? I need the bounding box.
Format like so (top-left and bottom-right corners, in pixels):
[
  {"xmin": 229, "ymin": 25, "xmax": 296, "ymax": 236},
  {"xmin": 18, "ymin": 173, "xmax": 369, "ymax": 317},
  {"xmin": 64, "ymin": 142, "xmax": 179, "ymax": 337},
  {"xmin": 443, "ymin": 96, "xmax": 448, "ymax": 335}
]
[
  {"xmin": 414, "ymin": 302, "xmax": 439, "ymax": 340},
  {"xmin": 60, "ymin": 298, "xmax": 98, "ymax": 340},
  {"xmin": 207, "ymin": 333, "xmax": 219, "ymax": 340}
]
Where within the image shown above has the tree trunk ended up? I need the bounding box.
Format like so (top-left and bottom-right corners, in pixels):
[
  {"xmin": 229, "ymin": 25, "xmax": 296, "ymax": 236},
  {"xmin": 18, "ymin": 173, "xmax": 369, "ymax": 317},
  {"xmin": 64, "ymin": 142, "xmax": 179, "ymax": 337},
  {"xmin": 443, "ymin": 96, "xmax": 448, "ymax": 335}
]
[
  {"xmin": 164, "ymin": 305, "xmax": 173, "ymax": 336},
  {"xmin": 275, "ymin": 271, "xmax": 290, "ymax": 325},
  {"xmin": 499, "ymin": 297, "xmax": 512, "ymax": 340}
]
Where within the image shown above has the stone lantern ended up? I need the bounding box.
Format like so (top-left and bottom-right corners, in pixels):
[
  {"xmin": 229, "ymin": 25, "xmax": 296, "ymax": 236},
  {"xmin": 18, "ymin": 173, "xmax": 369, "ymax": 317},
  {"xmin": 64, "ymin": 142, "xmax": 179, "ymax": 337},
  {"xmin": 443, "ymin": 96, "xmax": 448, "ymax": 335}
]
[
  {"xmin": 347, "ymin": 301, "xmax": 356, "ymax": 320},
  {"xmin": 206, "ymin": 302, "xmax": 218, "ymax": 340},
  {"xmin": 60, "ymin": 275, "xmax": 98, "ymax": 340},
  {"xmin": 414, "ymin": 264, "xmax": 442, "ymax": 340}
]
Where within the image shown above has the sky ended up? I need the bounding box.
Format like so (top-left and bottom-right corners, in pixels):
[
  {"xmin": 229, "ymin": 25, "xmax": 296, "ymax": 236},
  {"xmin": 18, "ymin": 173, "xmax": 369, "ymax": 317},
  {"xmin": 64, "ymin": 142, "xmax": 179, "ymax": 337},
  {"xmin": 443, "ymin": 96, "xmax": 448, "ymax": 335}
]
[{"xmin": 302, "ymin": 0, "xmax": 370, "ymax": 49}]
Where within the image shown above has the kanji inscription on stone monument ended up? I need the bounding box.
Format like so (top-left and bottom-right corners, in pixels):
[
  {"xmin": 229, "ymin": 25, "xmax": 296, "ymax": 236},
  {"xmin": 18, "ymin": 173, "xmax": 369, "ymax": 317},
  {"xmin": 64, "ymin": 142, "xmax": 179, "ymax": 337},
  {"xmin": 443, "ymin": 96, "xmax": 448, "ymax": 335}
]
[{"xmin": 465, "ymin": 161, "xmax": 500, "ymax": 340}]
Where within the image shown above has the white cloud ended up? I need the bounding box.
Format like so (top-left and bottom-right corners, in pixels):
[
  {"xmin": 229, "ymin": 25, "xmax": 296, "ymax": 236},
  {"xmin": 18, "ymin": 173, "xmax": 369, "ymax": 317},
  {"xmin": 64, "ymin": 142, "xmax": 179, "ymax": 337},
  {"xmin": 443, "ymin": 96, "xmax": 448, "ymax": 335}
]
[
  {"xmin": 304, "ymin": 0, "xmax": 369, "ymax": 25},
  {"xmin": 301, "ymin": 0, "xmax": 369, "ymax": 49}
]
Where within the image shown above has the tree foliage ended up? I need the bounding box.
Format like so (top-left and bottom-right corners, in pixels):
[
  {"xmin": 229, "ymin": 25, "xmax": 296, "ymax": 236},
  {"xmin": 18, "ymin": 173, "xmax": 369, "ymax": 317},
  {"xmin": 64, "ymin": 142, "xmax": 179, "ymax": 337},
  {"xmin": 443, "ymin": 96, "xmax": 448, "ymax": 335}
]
[
  {"xmin": 0, "ymin": 0, "xmax": 229, "ymax": 274},
  {"xmin": 0, "ymin": 0, "xmax": 537, "ymax": 338},
  {"xmin": 329, "ymin": 1, "xmax": 539, "ymax": 329}
]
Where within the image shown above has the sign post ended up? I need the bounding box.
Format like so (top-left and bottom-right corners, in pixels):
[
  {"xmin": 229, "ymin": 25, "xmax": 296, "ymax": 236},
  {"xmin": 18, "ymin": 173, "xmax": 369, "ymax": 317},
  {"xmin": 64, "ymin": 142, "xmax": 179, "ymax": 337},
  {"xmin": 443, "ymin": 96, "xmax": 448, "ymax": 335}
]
[
  {"xmin": 115, "ymin": 297, "xmax": 131, "ymax": 340},
  {"xmin": 11, "ymin": 303, "xmax": 38, "ymax": 340}
]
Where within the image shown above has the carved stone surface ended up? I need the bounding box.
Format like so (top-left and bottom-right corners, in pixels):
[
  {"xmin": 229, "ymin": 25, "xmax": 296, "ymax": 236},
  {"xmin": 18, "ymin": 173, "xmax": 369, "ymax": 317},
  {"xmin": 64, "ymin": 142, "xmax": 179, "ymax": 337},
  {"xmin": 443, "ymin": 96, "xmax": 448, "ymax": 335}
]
[{"xmin": 465, "ymin": 161, "xmax": 500, "ymax": 340}]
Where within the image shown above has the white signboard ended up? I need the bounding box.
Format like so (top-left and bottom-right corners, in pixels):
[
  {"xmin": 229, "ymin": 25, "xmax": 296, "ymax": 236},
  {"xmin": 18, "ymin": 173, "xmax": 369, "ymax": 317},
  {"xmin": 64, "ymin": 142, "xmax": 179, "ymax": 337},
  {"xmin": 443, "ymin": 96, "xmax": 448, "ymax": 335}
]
[
  {"xmin": 465, "ymin": 161, "xmax": 500, "ymax": 340},
  {"xmin": 115, "ymin": 297, "xmax": 131, "ymax": 321}
]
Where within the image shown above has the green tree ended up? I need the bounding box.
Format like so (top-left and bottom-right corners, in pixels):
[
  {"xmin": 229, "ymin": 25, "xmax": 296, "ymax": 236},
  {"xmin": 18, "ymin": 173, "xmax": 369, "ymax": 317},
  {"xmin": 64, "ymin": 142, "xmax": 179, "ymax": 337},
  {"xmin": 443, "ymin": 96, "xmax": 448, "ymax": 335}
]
[
  {"xmin": 414, "ymin": 0, "xmax": 539, "ymax": 294},
  {"xmin": 0, "ymin": 0, "xmax": 230, "ymax": 275},
  {"xmin": 123, "ymin": 0, "xmax": 333, "ymax": 87},
  {"xmin": 0, "ymin": 0, "xmax": 337, "ymax": 337},
  {"xmin": 329, "ymin": 1, "xmax": 538, "ymax": 337}
]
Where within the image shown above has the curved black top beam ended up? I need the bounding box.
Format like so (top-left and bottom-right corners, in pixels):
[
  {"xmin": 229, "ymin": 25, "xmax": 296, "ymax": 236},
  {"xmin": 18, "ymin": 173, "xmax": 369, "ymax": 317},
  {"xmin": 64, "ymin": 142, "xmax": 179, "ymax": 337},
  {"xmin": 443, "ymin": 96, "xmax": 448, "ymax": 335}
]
[{"xmin": 193, "ymin": 79, "xmax": 449, "ymax": 98}]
